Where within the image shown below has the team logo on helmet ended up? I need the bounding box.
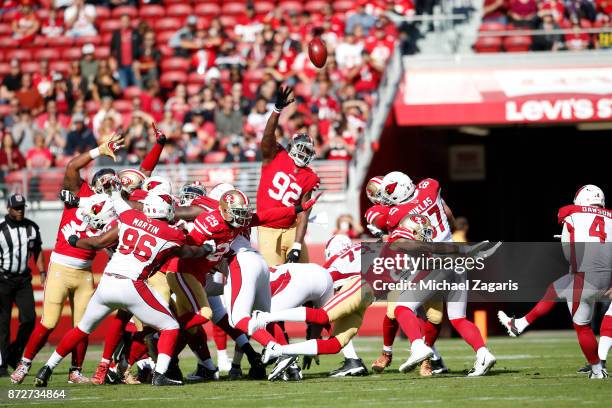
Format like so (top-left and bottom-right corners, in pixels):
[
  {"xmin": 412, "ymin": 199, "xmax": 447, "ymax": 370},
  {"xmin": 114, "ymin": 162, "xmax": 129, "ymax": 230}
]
[{"xmin": 385, "ymin": 182, "xmax": 398, "ymax": 194}]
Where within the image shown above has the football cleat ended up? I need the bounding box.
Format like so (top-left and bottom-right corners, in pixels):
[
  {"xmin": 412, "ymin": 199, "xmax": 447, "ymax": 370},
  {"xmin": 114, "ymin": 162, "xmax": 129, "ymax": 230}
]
[
  {"xmin": 371, "ymin": 352, "xmax": 392, "ymax": 373},
  {"xmin": 268, "ymin": 355, "xmax": 297, "ymax": 381},
  {"xmin": 185, "ymin": 364, "xmax": 220, "ymax": 383},
  {"xmin": 248, "ymin": 311, "xmax": 270, "ymax": 335},
  {"xmin": 248, "ymin": 359, "xmax": 267, "ymax": 380},
  {"xmin": 419, "ymin": 359, "xmax": 433, "ymax": 377},
  {"xmin": 91, "ymin": 361, "xmax": 110, "ymax": 385},
  {"xmin": 151, "ymin": 372, "xmax": 183, "ymax": 386},
  {"xmin": 329, "ymin": 358, "xmax": 369, "ymax": 377},
  {"xmin": 399, "ymin": 342, "xmax": 433, "ymax": 374},
  {"xmin": 34, "ymin": 365, "xmax": 53, "ymax": 387},
  {"xmin": 10, "ymin": 361, "xmax": 31, "ymax": 384},
  {"xmin": 588, "ymin": 368, "xmax": 609, "ymax": 379},
  {"xmin": 228, "ymin": 364, "xmax": 244, "ymax": 381},
  {"xmin": 262, "ymin": 342, "xmax": 283, "ymax": 364},
  {"xmin": 68, "ymin": 368, "xmax": 91, "ymax": 384},
  {"xmin": 467, "ymin": 350, "xmax": 496, "ymax": 377},
  {"xmin": 497, "ymin": 311, "xmax": 521, "ymax": 337},
  {"xmin": 577, "ymin": 363, "xmax": 591, "ymax": 374},
  {"xmin": 165, "ymin": 358, "xmax": 183, "ymax": 382},
  {"xmin": 430, "ymin": 357, "xmax": 449, "ymax": 374},
  {"xmin": 283, "ymin": 361, "xmax": 303, "ymax": 381}
]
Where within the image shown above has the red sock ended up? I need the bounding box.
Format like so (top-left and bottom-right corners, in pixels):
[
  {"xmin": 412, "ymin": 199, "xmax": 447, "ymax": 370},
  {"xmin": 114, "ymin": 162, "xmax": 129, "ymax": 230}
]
[
  {"xmin": 102, "ymin": 312, "xmax": 130, "ymax": 361},
  {"xmin": 382, "ymin": 315, "xmax": 399, "ymax": 349},
  {"xmin": 573, "ymin": 323, "xmax": 599, "ymax": 364},
  {"xmin": 525, "ymin": 284, "xmax": 558, "ymax": 324},
  {"xmin": 450, "ymin": 318, "xmax": 485, "ymax": 352},
  {"xmin": 71, "ymin": 336, "xmax": 88, "ymax": 368},
  {"xmin": 235, "ymin": 317, "xmax": 275, "ymax": 346},
  {"xmin": 215, "ymin": 314, "xmax": 245, "ymax": 341},
  {"xmin": 128, "ymin": 334, "xmax": 150, "ymax": 366},
  {"xmin": 601, "ymin": 316, "xmax": 612, "ymax": 337},
  {"xmin": 268, "ymin": 322, "xmax": 289, "ymax": 345},
  {"xmin": 157, "ymin": 329, "xmax": 179, "ymax": 357},
  {"xmin": 212, "ymin": 324, "xmax": 227, "ymax": 351},
  {"xmin": 316, "ymin": 337, "xmax": 342, "ymax": 354},
  {"xmin": 23, "ymin": 322, "xmax": 52, "ymax": 360},
  {"xmin": 305, "ymin": 308, "xmax": 329, "ymax": 325},
  {"xmin": 187, "ymin": 326, "xmax": 212, "ymax": 361},
  {"xmin": 56, "ymin": 327, "xmax": 88, "ymax": 358},
  {"xmin": 423, "ymin": 321, "xmax": 441, "ymax": 347},
  {"xmin": 178, "ymin": 312, "xmax": 209, "ymax": 330},
  {"xmin": 394, "ymin": 306, "xmax": 423, "ymax": 343}
]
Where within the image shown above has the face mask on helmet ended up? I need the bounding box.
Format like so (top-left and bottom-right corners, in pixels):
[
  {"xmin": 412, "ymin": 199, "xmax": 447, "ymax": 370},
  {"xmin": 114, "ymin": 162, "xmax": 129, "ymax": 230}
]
[
  {"xmin": 91, "ymin": 168, "xmax": 117, "ymax": 195},
  {"xmin": 574, "ymin": 185, "xmax": 605, "ymax": 207},
  {"xmin": 379, "ymin": 171, "xmax": 415, "ymax": 206},
  {"xmin": 366, "ymin": 176, "xmax": 384, "ymax": 205},
  {"xmin": 118, "ymin": 169, "xmax": 146, "ymax": 194},
  {"xmin": 325, "ymin": 234, "xmax": 352, "ymax": 260},
  {"xmin": 288, "ymin": 133, "xmax": 315, "ymax": 167},
  {"xmin": 219, "ymin": 189, "xmax": 253, "ymax": 228},
  {"xmin": 143, "ymin": 176, "xmax": 172, "ymax": 195},
  {"xmin": 179, "ymin": 183, "xmax": 207, "ymax": 206},
  {"xmin": 82, "ymin": 194, "xmax": 116, "ymax": 230},
  {"xmin": 143, "ymin": 193, "xmax": 175, "ymax": 221}
]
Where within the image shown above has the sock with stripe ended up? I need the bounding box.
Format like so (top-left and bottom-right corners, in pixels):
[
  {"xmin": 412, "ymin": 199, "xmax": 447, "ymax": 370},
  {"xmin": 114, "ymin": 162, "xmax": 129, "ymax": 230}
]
[{"xmin": 382, "ymin": 315, "xmax": 399, "ymax": 353}]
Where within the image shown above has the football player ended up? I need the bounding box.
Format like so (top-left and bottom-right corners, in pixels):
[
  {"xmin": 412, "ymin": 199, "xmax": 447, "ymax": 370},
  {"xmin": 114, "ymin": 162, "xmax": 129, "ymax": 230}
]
[
  {"xmin": 11, "ymin": 133, "xmax": 123, "ymax": 385},
  {"xmin": 256, "ymin": 86, "xmax": 320, "ymax": 265},
  {"xmin": 34, "ymin": 191, "xmax": 214, "ymax": 387},
  {"xmin": 498, "ymin": 185, "xmax": 611, "ymax": 379}
]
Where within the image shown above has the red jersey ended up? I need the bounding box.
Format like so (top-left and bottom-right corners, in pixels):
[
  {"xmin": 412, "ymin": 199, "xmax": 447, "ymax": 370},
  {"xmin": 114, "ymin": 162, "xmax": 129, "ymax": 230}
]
[
  {"xmin": 50, "ymin": 182, "xmax": 96, "ymax": 269},
  {"xmin": 191, "ymin": 195, "xmax": 218, "ymax": 212},
  {"xmin": 106, "ymin": 209, "xmax": 185, "ymax": 280},
  {"xmin": 386, "ymin": 178, "xmax": 452, "ymax": 242},
  {"xmin": 256, "ymin": 146, "xmax": 320, "ymax": 228},
  {"xmin": 365, "ymin": 204, "xmax": 390, "ymax": 230},
  {"xmin": 129, "ymin": 189, "xmax": 148, "ymax": 203}
]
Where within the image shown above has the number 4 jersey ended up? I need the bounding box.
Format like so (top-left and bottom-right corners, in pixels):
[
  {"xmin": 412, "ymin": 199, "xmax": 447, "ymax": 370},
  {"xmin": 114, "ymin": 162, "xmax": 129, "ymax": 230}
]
[
  {"xmin": 106, "ymin": 209, "xmax": 186, "ymax": 280},
  {"xmin": 256, "ymin": 146, "xmax": 320, "ymax": 229}
]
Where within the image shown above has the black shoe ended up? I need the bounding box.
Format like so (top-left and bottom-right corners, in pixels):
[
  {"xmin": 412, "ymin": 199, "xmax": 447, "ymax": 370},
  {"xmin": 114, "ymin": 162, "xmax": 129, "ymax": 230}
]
[
  {"xmin": 165, "ymin": 358, "xmax": 183, "ymax": 382},
  {"xmin": 151, "ymin": 372, "xmax": 183, "ymax": 386},
  {"xmin": 229, "ymin": 364, "xmax": 243, "ymax": 380},
  {"xmin": 248, "ymin": 359, "xmax": 266, "ymax": 380},
  {"xmin": 34, "ymin": 365, "xmax": 52, "ymax": 387},
  {"xmin": 0, "ymin": 366, "xmax": 8, "ymax": 377},
  {"xmin": 185, "ymin": 364, "xmax": 219, "ymax": 383},
  {"xmin": 430, "ymin": 357, "xmax": 449, "ymax": 374},
  {"xmin": 137, "ymin": 364, "xmax": 153, "ymax": 383},
  {"xmin": 577, "ymin": 363, "xmax": 591, "ymax": 374},
  {"xmin": 329, "ymin": 358, "xmax": 369, "ymax": 377},
  {"xmin": 105, "ymin": 368, "xmax": 121, "ymax": 384},
  {"xmin": 283, "ymin": 361, "xmax": 303, "ymax": 381},
  {"xmin": 268, "ymin": 356, "xmax": 297, "ymax": 381}
]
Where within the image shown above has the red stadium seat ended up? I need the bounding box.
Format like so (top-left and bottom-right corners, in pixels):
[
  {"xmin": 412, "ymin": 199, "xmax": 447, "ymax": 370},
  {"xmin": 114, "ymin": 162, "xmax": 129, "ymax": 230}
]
[
  {"xmin": 479, "ymin": 22, "xmax": 506, "ymax": 32},
  {"xmin": 204, "ymin": 151, "xmax": 227, "ymax": 163},
  {"xmin": 0, "ymin": 103, "xmax": 11, "ymax": 116},
  {"xmin": 156, "ymin": 30, "xmax": 176, "ymax": 44},
  {"xmin": 62, "ymin": 47, "xmax": 82, "ymax": 61},
  {"xmin": 123, "ymin": 86, "xmax": 142, "ymax": 98},
  {"xmin": 86, "ymin": 100, "xmax": 100, "ymax": 114},
  {"xmin": 113, "ymin": 99, "xmax": 133, "ymax": 113},
  {"xmin": 0, "ymin": 63, "xmax": 11, "ymax": 76},
  {"xmin": 161, "ymin": 57, "xmax": 190, "ymax": 71},
  {"xmin": 0, "ymin": 37, "xmax": 18, "ymax": 49},
  {"xmin": 503, "ymin": 35, "xmax": 532, "ymax": 52},
  {"xmin": 95, "ymin": 6, "xmax": 111, "ymax": 20},
  {"xmin": 160, "ymin": 71, "xmax": 188, "ymax": 88},
  {"xmin": 154, "ymin": 18, "xmax": 183, "ymax": 32},
  {"xmin": 100, "ymin": 19, "xmax": 121, "ymax": 33},
  {"xmin": 192, "ymin": 0, "xmax": 221, "ymax": 3},
  {"xmin": 75, "ymin": 36, "xmax": 101, "ymax": 46},
  {"xmin": 94, "ymin": 46, "xmax": 110, "ymax": 59},
  {"xmin": 25, "ymin": 36, "xmax": 48, "ymax": 48},
  {"xmin": 222, "ymin": 2, "xmax": 247, "ymax": 16},
  {"xmin": 140, "ymin": 5, "xmax": 166, "ymax": 19},
  {"xmin": 473, "ymin": 36, "xmax": 502, "ymax": 53},
  {"xmin": 1, "ymin": 9, "xmax": 17, "ymax": 22},
  {"xmin": 49, "ymin": 61, "xmax": 70, "ymax": 75},
  {"xmin": 35, "ymin": 9, "xmax": 50, "ymax": 20},
  {"xmin": 21, "ymin": 61, "xmax": 40, "ymax": 74},
  {"xmin": 0, "ymin": 24, "xmax": 11, "ymax": 36},
  {"xmin": 46, "ymin": 36, "xmax": 73, "ymax": 48},
  {"xmin": 219, "ymin": 15, "xmax": 237, "ymax": 27},
  {"xmin": 188, "ymin": 72, "xmax": 206, "ymax": 84},
  {"xmin": 6, "ymin": 49, "xmax": 31, "ymax": 61},
  {"xmin": 111, "ymin": 6, "xmax": 138, "ymax": 19},
  {"xmin": 159, "ymin": 44, "xmax": 174, "ymax": 57},
  {"xmin": 164, "ymin": 0, "xmax": 188, "ymax": 4},
  {"xmin": 254, "ymin": 2, "xmax": 275, "ymax": 15},
  {"xmin": 101, "ymin": 32, "xmax": 113, "ymax": 44},
  {"xmin": 195, "ymin": 3, "xmax": 221, "ymax": 16},
  {"xmin": 187, "ymin": 83, "xmax": 202, "ymax": 95},
  {"xmin": 331, "ymin": 0, "xmax": 353, "ymax": 13},
  {"xmin": 167, "ymin": 4, "xmax": 194, "ymax": 18},
  {"xmin": 279, "ymin": 1, "xmax": 304, "ymax": 14},
  {"xmin": 33, "ymin": 48, "xmax": 60, "ymax": 61}
]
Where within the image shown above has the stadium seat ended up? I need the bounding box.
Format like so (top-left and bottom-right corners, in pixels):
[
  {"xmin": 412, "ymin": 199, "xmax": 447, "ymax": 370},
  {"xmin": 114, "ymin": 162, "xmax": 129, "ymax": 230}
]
[
  {"xmin": 161, "ymin": 57, "xmax": 190, "ymax": 71},
  {"xmin": 100, "ymin": 19, "xmax": 121, "ymax": 33},
  {"xmin": 101, "ymin": 32, "xmax": 113, "ymax": 44},
  {"xmin": 156, "ymin": 30, "xmax": 176, "ymax": 44},
  {"xmin": 219, "ymin": 15, "xmax": 237, "ymax": 27},
  {"xmin": 160, "ymin": 71, "xmax": 188, "ymax": 88},
  {"xmin": 167, "ymin": 4, "xmax": 194, "ymax": 18},
  {"xmin": 0, "ymin": 38, "xmax": 18, "ymax": 49},
  {"xmin": 26, "ymin": 36, "xmax": 48, "ymax": 48},
  {"xmin": 192, "ymin": 0, "xmax": 222, "ymax": 3},
  {"xmin": 222, "ymin": 3, "xmax": 247, "ymax": 16},
  {"xmin": 331, "ymin": 0, "xmax": 353, "ymax": 13},
  {"xmin": 0, "ymin": 24, "xmax": 11, "ymax": 36},
  {"xmin": 113, "ymin": 99, "xmax": 133, "ymax": 113},
  {"xmin": 123, "ymin": 86, "xmax": 142, "ymax": 99},
  {"xmin": 95, "ymin": 6, "xmax": 111, "ymax": 20},
  {"xmin": 49, "ymin": 60, "xmax": 70, "ymax": 75},
  {"xmin": 111, "ymin": 6, "xmax": 138, "ymax": 19},
  {"xmin": 187, "ymin": 83, "xmax": 202, "ymax": 95},
  {"xmin": 479, "ymin": 22, "xmax": 506, "ymax": 32},
  {"xmin": 159, "ymin": 44, "xmax": 174, "ymax": 57},
  {"xmin": 140, "ymin": 5, "xmax": 166, "ymax": 19},
  {"xmin": 46, "ymin": 36, "xmax": 73, "ymax": 48},
  {"xmin": 164, "ymin": 0, "xmax": 188, "ymax": 4},
  {"xmin": 33, "ymin": 48, "xmax": 60, "ymax": 61},
  {"xmin": 35, "ymin": 8, "xmax": 50, "ymax": 20},
  {"xmin": 62, "ymin": 47, "xmax": 82, "ymax": 61},
  {"xmin": 503, "ymin": 35, "xmax": 532, "ymax": 52},
  {"xmin": 94, "ymin": 46, "xmax": 110, "ymax": 59},
  {"xmin": 195, "ymin": 3, "xmax": 221, "ymax": 16},
  {"xmin": 75, "ymin": 36, "xmax": 101, "ymax": 46},
  {"xmin": 188, "ymin": 72, "xmax": 206, "ymax": 84},
  {"xmin": 6, "ymin": 49, "xmax": 31, "ymax": 61},
  {"xmin": 154, "ymin": 18, "xmax": 183, "ymax": 32},
  {"xmin": 0, "ymin": 63, "xmax": 10, "ymax": 76},
  {"xmin": 473, "ymin": 36, "xmax": 502, "ymax": 53},
  {"xmin": 21, "ymin": 61, "xmax": 40, "ymax": 74},
  {"xmin": 204, "ymin": 151, "xmax": 227, "ymax": 163},
  {"xmin": 0, "ymin": 104, "xmax": 11, "ymax": 116},
  {"xmin": 254, "ymin": 2, "xmax": 275, "ymax": 14},
  {"xmin": 279, "ymin": 1, "xmax": 304, "ymax": 14},
  {"xmin": 86, "ymin": 100, "xmax": 100, "ymax": 114}
]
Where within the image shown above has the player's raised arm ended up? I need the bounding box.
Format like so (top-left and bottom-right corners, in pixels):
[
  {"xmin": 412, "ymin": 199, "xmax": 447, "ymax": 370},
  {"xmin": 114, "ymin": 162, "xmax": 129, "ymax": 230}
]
[
  {"xmin": 262, "ymin": 86, "xmax": 294, "ymax": 164},
  {"xmin": 251, "ymin": 192, "xmax": 322, "ymax": 226},
  {"xmin": 138, "ymin": 123, "xmax": 167, "ymax": 177},
  {"xmin": 65, "ymin": 225, "xmax": 119, "ymax": 250}
]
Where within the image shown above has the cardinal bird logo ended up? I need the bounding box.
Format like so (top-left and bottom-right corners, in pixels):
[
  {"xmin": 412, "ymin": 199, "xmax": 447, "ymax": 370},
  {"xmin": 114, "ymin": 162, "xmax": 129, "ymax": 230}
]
[
  {"xmin": 91, "ymin": 202, "xmax": 104, "ymax": 215},
  {"xmin": 158, "ymin": 194, "xmax": 173, "ymax": 205},
  {"xmin": 385, "ymin": 182, "xmax": 398, "ymax": 194},
  {"xmin": 146, "ymin": 181, "xmax": 162, "ymax": 190}
]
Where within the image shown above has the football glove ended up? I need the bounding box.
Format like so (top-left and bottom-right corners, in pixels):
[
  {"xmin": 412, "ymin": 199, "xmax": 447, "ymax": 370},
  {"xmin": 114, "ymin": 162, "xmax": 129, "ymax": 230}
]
[
  {"xmin": 274, "ymin": 86, "xmax": 295, "ymax": 111},
  {"xmin": 152, "ymin": 122, "xmax": 167, "ymax": 145},
  {"xmin": 98, "ymin": 132, "xmax": 125, "ymax": 162},
  {"xmin": 302, "ymin": 355, "xmax": 320, "ymax": 370},
  {"xmin": 367, "ymin": 224, "xmax": 383, "ymax": 238},
  {"xmin": 286, "ymin": 243, "xmax": 301, "ymax": 263},
  {"xmin": 59, "ymin": 189, "xmax": 80, "ymax": 207}
]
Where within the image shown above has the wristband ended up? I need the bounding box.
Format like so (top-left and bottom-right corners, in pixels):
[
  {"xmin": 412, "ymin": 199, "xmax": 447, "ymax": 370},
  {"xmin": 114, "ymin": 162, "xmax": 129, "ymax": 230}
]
[
  {"xmin": 67, "ymin": 235, "xmax": 79, "ymax": 247},
  {"xmin": 291, "ymin": 242, "xmax": 302, "ymax": 251},
  {"xmin": 273, "ymin": 107, "xmax": 282, "ymax": 114},
  {"xmin": 89, "ymin": 147, "xmax": 100, "ymax": 159}
]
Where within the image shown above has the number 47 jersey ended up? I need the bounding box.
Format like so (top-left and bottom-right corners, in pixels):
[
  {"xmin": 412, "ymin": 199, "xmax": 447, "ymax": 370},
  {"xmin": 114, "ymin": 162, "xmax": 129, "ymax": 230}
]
[{"xmin": 256, "ymin": 147, "xmax": 320, "ymax": 229}]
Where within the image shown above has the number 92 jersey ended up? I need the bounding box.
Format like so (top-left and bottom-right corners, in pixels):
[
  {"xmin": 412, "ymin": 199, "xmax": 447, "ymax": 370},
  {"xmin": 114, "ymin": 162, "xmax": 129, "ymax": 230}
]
[
  {"xmin": 559, "ymin": 204, "xmax": 612, "ymax": 274},
  {"xmin": 256, "ymin": 146, "xmax": 320, "ymax": 229},
  {"xmin": 386, "ymin": 178, "xmax": 452, "ymax": 243}
]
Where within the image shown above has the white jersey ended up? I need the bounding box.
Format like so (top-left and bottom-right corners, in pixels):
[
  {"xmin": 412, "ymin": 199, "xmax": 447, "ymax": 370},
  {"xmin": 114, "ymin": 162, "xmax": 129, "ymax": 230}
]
[
  {"xmin": 323, "ymin": 243, "xmax": 362, "ymax": 289},
  {"xmin": 270, "ymin": 263, "xmax": 334, "ymax": 309},
  {"xmin": 559, "ymin": 205, "xmax": 612, "ymax": 274}
]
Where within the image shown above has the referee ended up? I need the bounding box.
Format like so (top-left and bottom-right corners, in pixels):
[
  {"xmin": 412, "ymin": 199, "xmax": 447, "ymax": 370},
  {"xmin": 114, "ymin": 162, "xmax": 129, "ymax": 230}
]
[{"xmin": 0, "ymin": 194, "xmax": 45, "ymax": 377}]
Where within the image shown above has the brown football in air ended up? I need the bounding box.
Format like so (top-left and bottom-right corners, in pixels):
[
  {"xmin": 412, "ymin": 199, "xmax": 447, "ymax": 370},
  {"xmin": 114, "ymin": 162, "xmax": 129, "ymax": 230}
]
[{"xmin": 308, "ymin": 37, "xmax": 328, "ymax": 68}]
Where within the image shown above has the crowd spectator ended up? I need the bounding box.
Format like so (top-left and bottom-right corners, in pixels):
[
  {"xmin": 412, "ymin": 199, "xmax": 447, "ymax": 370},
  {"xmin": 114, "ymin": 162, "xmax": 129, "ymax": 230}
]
[
  {"xmin": 135, "ymin": 31, "xmax": 161, "ymax": 86},
  {"xmin": 509, "ymin": 0, "xmax": 539, "ymax": 28},
  {"xmin": 64, "ymin": 113, "xmax": 96, "ymax": 156},
  {"xmin": 0, "ymin": 133, "xmax": 26, "ymax": 175},
  {"xmin": 215, "ymin": 94, "xmax": 244, "ymax": 138},
  {"xmin": 169, "ymin": 15, "xmax": 200, "ymax": 58},
  {"xmin": 40, "ymin": 7, "xmax": 64, "ymax": 38},
  {"xmin": 26, "ymin": 132, "xmax": 53, "ymax": 169},
  {"xmin": 565, "ymin": 17, "xmax": 592, "ymax": 49},
  {"xmin": 32, "ymin": 60, "xmax": 53, "ymax": 99},
  {"xmin": 11, "ymin": 109, "xmax": 39, "ymax": 154},
  {"xmin": 483, "ymin": 0, "xmax": 508, "ymax": 24},
  {"xmin": 93, "ymin": 97, "xmax": 122, "ymax": 137},
  {"xmin": 224, "ymin": 137, "xmax": 248, "ymax": 163},
  {"xmin": 532, "ymin": 11, "xmax": 563, "ymax": 50},
  {"xmin": 346, "ymin": 1, "xmax": 378, "ymax": 34},
  {"xmin": 15, "ymin": 74, "xmax": 44, "ymax": 115},
  {"xmin": 12, "ymin": 1, "xmax": 39, "ymax": 46},
  {"xmin": 111, "ymin": 14, "xmax": 142, "ymax": 89},
  {"xmin": 91, "ymin": 59, "xmax": 121, "ymax": 101},
  {"xmin": 80, "ymin": 44, "xmax": 99, "ymax": 81},
  {"xmin": 333, "ymin": 214, "xmax": 362, "ymax": 238},
  {"xmin": 64, "ymin": 0, "xmax": 97, "ymax": 38},
  {"xmin": 1, "ymin": 60, "xmax": 22, "ymax": 103}
]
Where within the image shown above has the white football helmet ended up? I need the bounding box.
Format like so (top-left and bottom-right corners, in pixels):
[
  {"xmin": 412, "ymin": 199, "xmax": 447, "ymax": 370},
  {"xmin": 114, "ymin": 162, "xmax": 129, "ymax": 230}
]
[
  {"xmin": 118, "ymin": 168, "xmax": 146, "ymax": 194},
  {"xmin": 219, "ymin": 189, "xmax": 253, "ymax": 227},
  {"xmin": 82, "ymin": 194, "xmax": 117, "ymax": 230},
  {"xmin": 179, "ymin": 182, "xmax": 207, "ymax": 206},
  {"xmin": 379, "ymin": 171, "xmax": 415, "ymax": 206},
  {"xmin": 366, "ymin": 175, "xmax": 384, "ymax": 205},
  {"xmin": 143, "ymin": 193, "xmax": 175, "ymax": 221},
  {"xmin": 209, "ymin": 183, "xmax": 236, "ymax": 200},
  {"xmin": 143, "ymin": 176, "xmax": 172, "ymax": 195},
  {"xmin": 397, "ymin": 214, "xmax": 433, "ymax": 242},
  {"xmin": 574, "ymin": 185, "xmax": 605, "ymax": 207},
  {"xmin": 325, "ymin": 234, "xmax": 352, "ymax": 261}
]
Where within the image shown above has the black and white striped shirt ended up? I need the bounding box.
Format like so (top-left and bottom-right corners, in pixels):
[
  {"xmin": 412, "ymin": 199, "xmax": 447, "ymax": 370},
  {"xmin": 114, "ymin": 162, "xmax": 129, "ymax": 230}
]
[{"xmin": 0, "ymin": 216, "xmax": 42, "ymax": 275}]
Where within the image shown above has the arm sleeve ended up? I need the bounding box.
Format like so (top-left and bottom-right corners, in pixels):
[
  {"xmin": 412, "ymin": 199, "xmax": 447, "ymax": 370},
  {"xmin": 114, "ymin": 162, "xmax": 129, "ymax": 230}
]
[
  {"xmin": 251, "ymin": 206, "xmax": 297, "ymax": 227},
  {"xmin": 110, "ymin": 191, "xmax": 132, "ymax": 215}
]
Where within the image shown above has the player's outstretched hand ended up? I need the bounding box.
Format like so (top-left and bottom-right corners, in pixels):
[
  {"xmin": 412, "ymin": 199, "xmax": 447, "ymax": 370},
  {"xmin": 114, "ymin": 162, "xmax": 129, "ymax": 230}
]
[
  {"xmin": 98, "ymin": 132, "xmax": 125, "ymax": 162},
  {"xmin": 286, "ymin": 243, "xmax": 301, "ymax": 263},
  {"xmin": 59, "ymin": 189, "xmax": 80, "ymax": 207},
  {"xmin": 296, "ymin": 192, "xmax": 323, "ymax": 214},
  {"xmin": 274, "ymin": 86, "xmax": 295, "ymax": 111},
  {"xmin": 302, "ymin": 355, "xmax": 320, "ymax": 370},
  {"xmin": 152, "ymin": 122, "xmax": 167, "ymax": 145}
]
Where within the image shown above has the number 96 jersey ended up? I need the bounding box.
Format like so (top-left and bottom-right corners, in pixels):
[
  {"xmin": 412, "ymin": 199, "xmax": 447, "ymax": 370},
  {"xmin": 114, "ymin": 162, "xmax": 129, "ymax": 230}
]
[{"xmin": 256, "ymin": 147, "xmax": 320, "ymax": 229}]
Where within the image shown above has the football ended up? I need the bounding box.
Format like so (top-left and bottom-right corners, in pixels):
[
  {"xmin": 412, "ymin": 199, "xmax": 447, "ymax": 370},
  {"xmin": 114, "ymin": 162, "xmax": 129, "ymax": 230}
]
[{"xmin": 308, "ymin": 37, "xmax": 328, "ymax": 68}]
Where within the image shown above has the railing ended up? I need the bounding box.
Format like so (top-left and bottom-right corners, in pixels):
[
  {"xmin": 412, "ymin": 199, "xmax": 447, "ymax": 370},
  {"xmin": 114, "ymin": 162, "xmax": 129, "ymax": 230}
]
[{"xmin": 0, "ymin": 160, "xmax": 348, "ymax": 208}]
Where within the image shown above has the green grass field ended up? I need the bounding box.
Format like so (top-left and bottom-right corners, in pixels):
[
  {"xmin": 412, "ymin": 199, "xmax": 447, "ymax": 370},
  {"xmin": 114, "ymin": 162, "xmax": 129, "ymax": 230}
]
[{"xmin": 1, "ymin": 331, "xmax": 611, "ymax": 408}]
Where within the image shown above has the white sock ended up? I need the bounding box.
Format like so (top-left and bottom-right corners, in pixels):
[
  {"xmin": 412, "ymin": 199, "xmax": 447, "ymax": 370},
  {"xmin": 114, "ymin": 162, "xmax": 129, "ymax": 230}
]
[
  {"xmin": 155, "ymin": 353, "xmax": 171, "ymax": 374},
  {"xmin": 382, "ymin": 345, "xmax": 393, "ymax": 353},
  {"xmin": 235, "ymin": 334, "xmax": 248, "ymax": 348},
  {"xmin": 598, "ymin": 336, "xmax": 612, "ymax": 361},
  {"xmin": 199, "ymin": 357, "xmax": 216, "ymax": 370},
  {"xmin": 268, "ymin": 307, "xmax": 306, "ymax": 323},
  {"xmin": 411, "ymin": 338, "xmax": 425, "ymax": 349},
  {"xmin": 46, "ymin": 351, "xmax": 64, "ymax": 369},
  {"xmin": 591, "ymin": 362, "xmax": 602, "ymax": 374},
  {"xmin": 217, "ymin": 349, "xmax": 228, "ymax": 361},
  {"xmin": 514, "ymin": 317, "xmax": 529, "ymax": 333},
  {"xmin": 476, "ymin": 347, "xmax": 488, "ymax": 360},
  {"xmin": 100, "ymin": 358, "xmax": 111, "ymax": 364},
  {"xmin": 431, "ymin": 346, "xmax": 442, "ymax": 361},
  {"xmin": 342, "ymin": 341, "xmax": 359, "ymax": 359},
  {"xmin": 280, "ymin": 339, "xmax": 318, "ymax": 356}
]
